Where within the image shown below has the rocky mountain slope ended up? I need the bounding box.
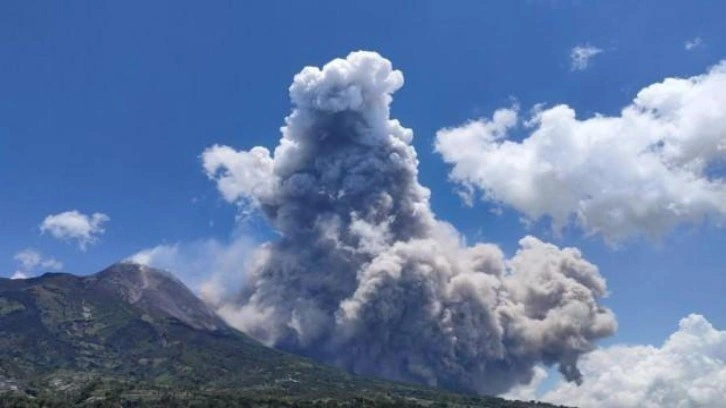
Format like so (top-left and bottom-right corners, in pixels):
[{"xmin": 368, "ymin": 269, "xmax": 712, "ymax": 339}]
[{"xmin": 0, "ymin": 262, "xmax": 565, "ymax": 407}]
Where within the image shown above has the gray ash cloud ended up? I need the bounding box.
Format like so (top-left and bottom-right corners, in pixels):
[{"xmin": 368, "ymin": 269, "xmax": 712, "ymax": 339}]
[{"xmin": 202, "ymin": 51, "xmax": 616, "ymax": 395}]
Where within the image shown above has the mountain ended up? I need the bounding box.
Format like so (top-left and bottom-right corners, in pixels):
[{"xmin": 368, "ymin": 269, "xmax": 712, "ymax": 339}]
[{"xmin": 0, "ymin": 262, "xmax": 564, "ymax": 407}]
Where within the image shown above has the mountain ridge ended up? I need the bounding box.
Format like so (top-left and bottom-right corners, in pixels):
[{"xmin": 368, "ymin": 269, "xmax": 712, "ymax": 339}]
[{"xmin": 0, "ymin": 262, "xmax": 566, "ymax": 407}]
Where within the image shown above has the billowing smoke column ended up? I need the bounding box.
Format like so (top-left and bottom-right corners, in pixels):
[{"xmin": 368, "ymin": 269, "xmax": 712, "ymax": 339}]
[{"xmin": 203, "ymin": 51, "xmax": 616, "ymax": 395}]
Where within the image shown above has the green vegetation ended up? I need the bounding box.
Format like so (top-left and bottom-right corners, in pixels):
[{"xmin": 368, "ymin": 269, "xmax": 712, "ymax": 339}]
[
  {"xmin": 2, "ymin": 381, "xmax": 564, "ymax": 408},
  {"xmin": 0, "ymin": 297, "xmax": 25, "ymax": 316},
  {"xmin": 0, "ymin": 267, "xmax": 567, "ymax": 408}
]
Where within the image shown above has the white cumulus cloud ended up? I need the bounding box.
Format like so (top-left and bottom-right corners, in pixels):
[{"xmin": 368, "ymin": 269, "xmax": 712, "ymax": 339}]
[
  {"xmin": 570, "ymin": 45, "xmax": 603, "ymax": 71},
  {"xmin": 40, "ymin": 210, "xmax": 110, "ymax": 250},
  {"xmin": 535, "ymin": 314, "xmax": 726, "ymax": 408},
  {"xmin": 435, "ymin": 61, "xmax": 726, "ymax": 243},
  {"xmin": 202, "ymin": 145, "xmax": 276, "ymax": 206},
  {"xmin": 10, "ymin": 248, "xmax": 63, "ymax": 279}
]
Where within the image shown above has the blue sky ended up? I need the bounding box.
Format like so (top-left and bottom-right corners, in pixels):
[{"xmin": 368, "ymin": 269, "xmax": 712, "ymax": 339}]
[{"xmin": 2, "ymin": 1, "xmax": 725, "ymax": 403}]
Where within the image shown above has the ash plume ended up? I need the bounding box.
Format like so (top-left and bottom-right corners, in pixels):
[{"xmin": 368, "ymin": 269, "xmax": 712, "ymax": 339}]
[{"xmin": 202, "ymin": 51, "xmax": 616, "ymax": 395}]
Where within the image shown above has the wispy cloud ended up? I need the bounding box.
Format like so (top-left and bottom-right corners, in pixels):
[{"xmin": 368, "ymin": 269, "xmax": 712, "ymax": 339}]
[
  {"xmin": 570, "ymin": 45, "xmax": 603, "ymax": 71},
  {"xmin": 129, "ymin": 234, "xmax": 255, "ymax": 307},
  {"xmin": 10, "ymin": 248, "xmax": 63, "ymax": 279},
  {"xmin": 684, "ymin": 36, "xmax": 704, "ymax": 51}
]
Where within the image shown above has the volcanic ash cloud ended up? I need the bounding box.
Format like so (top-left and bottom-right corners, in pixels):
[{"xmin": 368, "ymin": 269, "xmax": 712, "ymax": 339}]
[{"xmin": 202, "ymin": 51, "xmax": 616, "ymax": 395}]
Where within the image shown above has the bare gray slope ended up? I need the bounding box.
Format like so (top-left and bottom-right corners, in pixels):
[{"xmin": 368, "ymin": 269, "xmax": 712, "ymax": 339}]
[{"xmin": 92, "ymin": 261, "xmax": 226, "ymax": 331}]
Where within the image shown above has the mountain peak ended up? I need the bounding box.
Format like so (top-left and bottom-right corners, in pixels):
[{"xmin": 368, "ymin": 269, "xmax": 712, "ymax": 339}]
[
  {"xmin": 92, "ymin": 261, "xmax": 226, "ymax": 331},
  {"xmin": 96, "ymin": 261, "xmax": 184, "ymax": 290}
]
